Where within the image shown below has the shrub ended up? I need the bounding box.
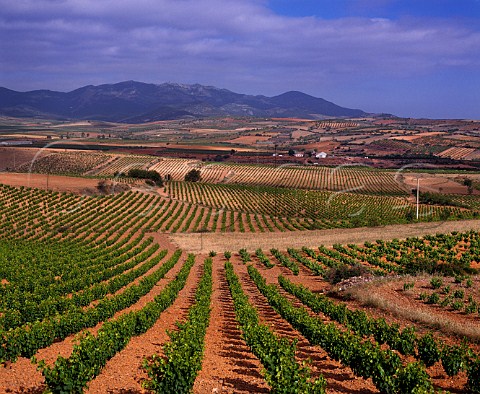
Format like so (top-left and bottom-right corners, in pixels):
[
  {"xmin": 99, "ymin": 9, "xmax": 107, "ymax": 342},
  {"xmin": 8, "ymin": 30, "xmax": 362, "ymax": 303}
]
[
  {"xmin": 239, "ymin": 248, "xmax": 251, "ymax": 264},
  {"xmin": 419, "ymin": 292, "xmax": 428, "ymax": 302},
  {"xmin": 454, "ymin": 274, "xmax": 465, "ymax": 284},
  {"xmin": 395, "ymin": 361, "xmax": 434, "ymax": 394},
  {"xmin": 97, "ymin": 179, "xmax": 111, "ymax": 193},
  {"xmin": 430, "ymin": 277, "xmax": 443, "ymax": 289},
  {"xmin": 451, "ymin": 300, "xmax": 464, "ymax": 311},
  {"xmin": 441, "ymin": 344, "xmax": 467, "ymax": 377},
  {"xmin": 467, "ymin": 357, "xmax": 480, "ymax": 393},
  {"xmin": 453, "ymin": 289, "xmax": 464, "ymax": 299},
  {"xmin": 208, "ymin": 251, "xmax": 217, "ymax": 257},
  {"xmin": 464, "ymin": 300, "xmax": 478, "ymax": 314},
  {"xmin": 326, "ymin": 264, "xmax": 369, "ymax": 284},
  {"xmin": 426, "ymin": 293, "xmax": 440, "ymax": 305},
  {"xmin": 223, "ymin": 251, "xmax": 232, "ymax": 260},
  {"xmin": 403, "ymin": 281, "xmax": 415, "ymax": 291},
  {"xmin": 256, "ymin": 249, "xmax": 274, "ymax": 269},
  {"xmin": 128, "ymin": 169, "xmax": 163, "ymax": 186},
  {"xmin": 416, "ymin": 333, "xmax": 441, "ymax": 367},
  {"xmin": 440, "ymin": 295, "xmax": 452, "ymax": 308},
  {"xmin": 396, "ymin": 326, "xmax": 416, "ymax": 356}
]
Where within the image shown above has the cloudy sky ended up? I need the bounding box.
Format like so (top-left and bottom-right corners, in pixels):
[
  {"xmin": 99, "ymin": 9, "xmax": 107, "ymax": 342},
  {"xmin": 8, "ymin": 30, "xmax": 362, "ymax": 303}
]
[{"xmin": 1, "ymin": 0, "xmax": 479, "ymax": 118}]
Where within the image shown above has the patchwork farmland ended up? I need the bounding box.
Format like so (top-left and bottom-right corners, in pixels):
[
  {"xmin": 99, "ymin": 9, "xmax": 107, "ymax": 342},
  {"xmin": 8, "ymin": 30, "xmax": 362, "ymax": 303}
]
[
  {"xmin": 1, "ymin": 175, "xmax": 480, "ymax": 393},
  {"xmin": 2, "ymin": 115, "xmax": 480, "ymax": 393}
]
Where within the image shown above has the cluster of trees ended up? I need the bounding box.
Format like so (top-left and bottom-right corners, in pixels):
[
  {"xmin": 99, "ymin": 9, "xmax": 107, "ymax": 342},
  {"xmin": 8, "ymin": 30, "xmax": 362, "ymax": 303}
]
[
  {"xmin": 184, "ymin": 169, "xmax": 201, "ymax": 182},
  {"xmin": 464, "ymin": 178, "xmax": 474, "ymax": 194},
  {"xmin": 113, "ymin": 168, "xmax": 201, "ymax": 184},
  {"xmin": 115, "ymin": 169, "xmax": 164, "ymax": 186},
  {"xmin": 419, "ymin": 192, "xmax": 465, "ymax": 208}
]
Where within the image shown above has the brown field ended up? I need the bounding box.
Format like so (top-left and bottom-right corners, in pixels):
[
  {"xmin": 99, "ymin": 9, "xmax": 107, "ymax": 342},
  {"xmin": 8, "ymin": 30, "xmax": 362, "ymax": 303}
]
[
  {"xmin": 3, "ymin": 228, "xmax": 479, "ymax": 393},
  {"xmin": 391, "ymin": 132, "xmax": 446, "ymax": 141},
  {"xmin": 151, "ymin": 143, "xmax": 255, "ymax": 152},
  {"xmin": 227, "ymin": 135, "xmax": 271, "ymax": 144},
  {"xmin": 347, "ymin": 274, "xmax": 480, "ymax": 342},
  {"xmin": 0, "ymin": 172, "xmax": 104, "ymax": 193},
  {"xmin": 291, "ymin": 129, "xmax": 313, "ymax": 139},
  {"xmin": 437, "ymin": 147, "xmax": 477, "ymax": 160},
  {"xmin": 299, "ymin": 140, "xmax": 339, "ymax": 151},
  {"xmin": 401, "ymin": 173, "xmax": 475, "ymax": 194},
  {"xmin": 169, "ymin": 218, "xmax": 480, "ymax": 253},
  {"xmin": 0, "ymin": 134, "xmax": 55, "ymax": 139},
  {"xmin": 0, "ymin": 147, "xmax": 94, "ymax": 171},
  {"xmin": 270, "ymin": 117, "xmax": 315, "ymax": 122},
  {"xmin": 189, "ymin": 128, "xmax": 238, "ymax": 134},
  {"xmin": 466, "ymin": 150, "xmax": 480, "ymax": 160},
  {"xmin": 51, "ymin": 121, "xmax": 94, "ymax": 127}
]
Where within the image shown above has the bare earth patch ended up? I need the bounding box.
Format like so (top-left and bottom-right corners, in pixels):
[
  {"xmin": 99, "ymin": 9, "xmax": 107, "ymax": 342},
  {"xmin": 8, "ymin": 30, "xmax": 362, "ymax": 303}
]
[
  {"xmin": 169, "ymin": 219, "xmax": 480, "ymax": 253},
  {"xmin": 0, "ymin": 172, "xmax": 102, "ymax": 193},
  {"xmin": 345, "ymin": 274, "xmax": 480, "ymax": 342},
  {"xmin": 227, "ymin": 135, "xmax": 271, "ymax": 144}
]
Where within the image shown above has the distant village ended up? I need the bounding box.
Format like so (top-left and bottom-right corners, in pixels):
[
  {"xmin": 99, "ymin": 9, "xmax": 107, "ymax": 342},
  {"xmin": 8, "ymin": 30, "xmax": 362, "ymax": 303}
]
[{"xmin": 273, "ymin": 150, "xmax": 328, "ymax": 159}]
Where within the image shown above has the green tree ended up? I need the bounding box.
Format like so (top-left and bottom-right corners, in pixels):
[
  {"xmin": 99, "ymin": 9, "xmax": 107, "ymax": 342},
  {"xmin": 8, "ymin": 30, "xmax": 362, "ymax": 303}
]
[
  {"xmin": 185, "ymin": 169, "xmax": 201, "ymax": 182},
  {"xmin": 464, "ymin": 178, "xmax": 473, "ymax": 194}
]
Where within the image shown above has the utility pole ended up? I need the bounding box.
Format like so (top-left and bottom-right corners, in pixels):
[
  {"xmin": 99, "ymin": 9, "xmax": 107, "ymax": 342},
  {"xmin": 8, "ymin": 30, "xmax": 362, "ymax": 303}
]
[
  {"xmin": 274, "ymin": 144, "xmax": 278, "ymax": 218},
  {"xmin": 416, "ymin": 177, "xmax": 420, "ymax": 220}
]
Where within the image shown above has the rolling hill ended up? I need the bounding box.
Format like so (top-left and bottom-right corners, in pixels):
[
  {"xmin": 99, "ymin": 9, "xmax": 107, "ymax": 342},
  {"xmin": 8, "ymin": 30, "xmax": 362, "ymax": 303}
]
[{"xmin": 0, "ymin": 81, "xmax": 367, "ymax": 122}]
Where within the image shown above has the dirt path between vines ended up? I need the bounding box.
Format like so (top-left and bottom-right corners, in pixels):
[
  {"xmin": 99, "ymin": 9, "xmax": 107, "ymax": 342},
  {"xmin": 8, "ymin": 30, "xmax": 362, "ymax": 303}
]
[
  {"xmin": 169, "ymin": 219, "xmax": 480, "ymax": 253},
  {"xmin": 230, "ymin": 257, "xmax": 378, "ymax": 393},
  {"xmin": 0, "ymin": 249, "xmax": 185, "ymax": 394},
  {"xmin": 193, "ymin": 255, "xmax": 269, "ymax": 393},
  {"xmin": 86, "ymin": 253, "xmax": 203, "ymax": 393},
  {"xmin": 250, "ymin": 255, "xmax": 470, "ymax": 393}
]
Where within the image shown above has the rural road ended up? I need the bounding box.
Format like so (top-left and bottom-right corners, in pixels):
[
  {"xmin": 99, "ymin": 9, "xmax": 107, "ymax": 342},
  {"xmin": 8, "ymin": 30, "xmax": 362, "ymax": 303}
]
[{"xmin": 168, "ymin": 219, "xmax": 480, "ymax": 253}]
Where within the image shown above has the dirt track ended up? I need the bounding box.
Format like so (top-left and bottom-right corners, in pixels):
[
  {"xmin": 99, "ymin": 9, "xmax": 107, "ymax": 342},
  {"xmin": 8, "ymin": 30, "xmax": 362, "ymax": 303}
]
[{"xmin": 168, "ymin": 218, "xmax": 480, "ymax": 253}]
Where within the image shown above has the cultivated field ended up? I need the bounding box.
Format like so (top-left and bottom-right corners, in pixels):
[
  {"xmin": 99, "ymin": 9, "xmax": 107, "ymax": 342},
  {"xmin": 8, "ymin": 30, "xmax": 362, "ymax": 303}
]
[
  {"xmin": 1, "ymin": 182, "xmax": 480, "ymax": 393},
  {"xmin": 2, "ymin": 115, "xmax": 480, "ymax": 393}
]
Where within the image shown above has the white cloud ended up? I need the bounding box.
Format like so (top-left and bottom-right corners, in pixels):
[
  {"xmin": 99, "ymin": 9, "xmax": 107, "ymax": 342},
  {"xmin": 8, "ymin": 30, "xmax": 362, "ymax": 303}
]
[{"xmin": 0, "ymin": 0, "xmax": 479, "ymax": 117}]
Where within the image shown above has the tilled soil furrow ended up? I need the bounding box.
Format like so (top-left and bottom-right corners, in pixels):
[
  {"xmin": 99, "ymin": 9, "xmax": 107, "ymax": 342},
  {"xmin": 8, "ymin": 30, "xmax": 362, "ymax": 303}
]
[
  {"xmin": 0, "ymin": 249, "xmax": 185, "ymax": 394},
  {"xmin": 263, "ymin": 263, "xmax": 473, "ymax": 393},
  {"xmin": 86, "ymin": 253, "xmax": 203, "ymax": 393},
  {"xmin": 194, "ymin": 256, "xmax": 269, "ymax": 394},
  {"xmin": 231, "ymin": 258, "xmax": 378, "ymax": 394}
]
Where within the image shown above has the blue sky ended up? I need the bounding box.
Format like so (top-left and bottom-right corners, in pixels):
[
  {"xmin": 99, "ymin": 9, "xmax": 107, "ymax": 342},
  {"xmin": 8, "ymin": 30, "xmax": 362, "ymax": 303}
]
[
  {"xmin": 1, "ymin": 0, "xmax": 479, "ymax": 118},
  {"xmin": 270, "ymin": 0, "xmax": 480, "ymax": 20}
]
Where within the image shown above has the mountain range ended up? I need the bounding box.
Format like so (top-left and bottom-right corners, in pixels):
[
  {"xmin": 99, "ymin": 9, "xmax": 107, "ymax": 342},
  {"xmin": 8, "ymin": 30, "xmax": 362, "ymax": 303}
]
[{"xmin": 0, "ymin": 81, "xmax": 368, "ymax": 123}]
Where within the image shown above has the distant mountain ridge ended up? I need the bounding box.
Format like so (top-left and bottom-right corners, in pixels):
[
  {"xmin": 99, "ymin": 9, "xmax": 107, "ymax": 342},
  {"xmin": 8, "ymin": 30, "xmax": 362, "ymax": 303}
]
[{"xmin": 0, "ymin": 81, "xmax": 367, "ymax": 123}]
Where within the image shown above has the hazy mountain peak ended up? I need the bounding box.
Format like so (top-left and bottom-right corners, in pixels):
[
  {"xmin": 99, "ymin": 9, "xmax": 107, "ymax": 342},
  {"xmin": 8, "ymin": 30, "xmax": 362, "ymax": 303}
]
[{"xmin": 0, "ymin": 81, "xmax": 367, "ymax": 122}]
